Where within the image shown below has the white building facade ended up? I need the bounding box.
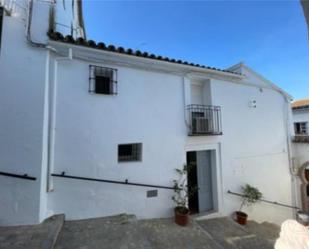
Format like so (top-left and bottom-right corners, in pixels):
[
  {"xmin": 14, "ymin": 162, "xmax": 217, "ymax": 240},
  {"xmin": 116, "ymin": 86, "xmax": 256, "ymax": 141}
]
[
  {"xmin": 0, "ymin": 0, "xmax": 296, "ymax": 226},
  {"xmin": 291, "ymin": 100, "xmax": 309, "ymax": 214}
]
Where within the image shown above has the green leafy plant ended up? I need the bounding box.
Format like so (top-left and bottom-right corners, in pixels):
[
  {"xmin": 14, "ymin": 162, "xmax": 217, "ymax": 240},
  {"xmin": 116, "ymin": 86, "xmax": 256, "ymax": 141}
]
[
  {"xmin": 239, "ymin": 184, "xmax": 263, "ymax": 211},
  {"xmin": 172, "ymin": 165, "xmax": 197, "ymax": 214}
]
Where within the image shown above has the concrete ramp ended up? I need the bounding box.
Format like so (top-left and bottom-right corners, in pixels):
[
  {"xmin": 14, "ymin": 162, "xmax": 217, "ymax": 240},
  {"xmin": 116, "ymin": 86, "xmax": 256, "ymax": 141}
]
[
  {"xmin": 0, "ymin": 214, "xmax": 280, "ymax": 249},
  {"xmin": 139, "ymin": 218, "xmax": 223, "ymax": 249},
  {"xmin": 54, "ymin": 213, "xmax": 151, "ymax": 249},
  {"xmin": 0, "ymin": 214, "xmax": 64, "ymax": 249},
  {"xmin": 54, "ymin": 214, "xmax": 223, "ymax": 249},
  {"xmin": 197, "ymin": 217, "xmax": 279, "ymax": 249}
]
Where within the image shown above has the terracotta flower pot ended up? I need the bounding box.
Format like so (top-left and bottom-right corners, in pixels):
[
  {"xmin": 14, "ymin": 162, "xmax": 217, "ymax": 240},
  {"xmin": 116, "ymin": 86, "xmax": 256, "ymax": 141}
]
[
  {"xmin": 236, "ymin": 211, "xmax": 248, "ymax": 225},
  {"xmin": 174, "ymin": 207, "xmax": 189, "ymax": 226}
]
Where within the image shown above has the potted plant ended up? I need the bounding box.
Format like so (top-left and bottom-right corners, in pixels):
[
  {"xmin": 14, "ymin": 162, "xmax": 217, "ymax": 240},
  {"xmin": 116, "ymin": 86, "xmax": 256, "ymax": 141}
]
[
  {"xmin": 236, "ymin": 184, "xmax": 262, "ymax": 225},
  {"xmin": 172, "ymin": 165, "xmax": 196, "ymax": 226}
]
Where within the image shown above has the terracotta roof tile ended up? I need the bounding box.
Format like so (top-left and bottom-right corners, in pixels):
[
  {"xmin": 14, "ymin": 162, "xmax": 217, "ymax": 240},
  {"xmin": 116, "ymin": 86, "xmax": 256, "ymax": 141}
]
[
  {"xmin": 292, "ymin": 99, "xmax": 309, "ymax": 110},
  {"xmin": 47, "ymin": 31, "xmax": 241, "ymax": 76}
]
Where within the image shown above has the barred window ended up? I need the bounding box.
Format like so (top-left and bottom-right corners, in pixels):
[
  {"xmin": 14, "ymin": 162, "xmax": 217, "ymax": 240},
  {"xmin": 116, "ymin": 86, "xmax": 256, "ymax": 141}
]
[
  {"xmin": 294, "ymin": 122, "xmax": 308, "ymax": 135},
  {"xmin": 118, "ymin": 143, "xmax": 142, "ymax": 162},
  {"xmin": 89, "ymin": 65, "xmax": 117, "ymax": 95}
]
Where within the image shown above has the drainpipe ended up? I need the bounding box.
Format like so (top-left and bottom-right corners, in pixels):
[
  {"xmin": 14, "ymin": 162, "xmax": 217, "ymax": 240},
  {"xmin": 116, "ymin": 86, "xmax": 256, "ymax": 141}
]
[
  {"xmin": 182, "ymin": 77, "xmax": 190, "ymax": 128},
  {"xmin": 46, "ymin": 47, "xmax": 73, "ymax": 191},
  {"xmin": 284, "ymin": 96, "xmax": 299, "ymax": 217}
]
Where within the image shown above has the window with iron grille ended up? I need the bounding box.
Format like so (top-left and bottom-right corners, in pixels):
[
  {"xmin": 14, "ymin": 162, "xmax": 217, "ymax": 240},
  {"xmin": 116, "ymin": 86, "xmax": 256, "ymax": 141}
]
[
  {"xmin": 118, "ymin": 143, "xmax": 142, "ymax": 162},
  {"xmin": 0, "ymin": 7, "xmax": 3, "ymax": 51},
  {"xmin": 294, "ymin": 122, "xmax": 308, "ymax": 135},
  {"xmin": 89, "ymin": 65, "xmax": 117, "ymax": 95}
]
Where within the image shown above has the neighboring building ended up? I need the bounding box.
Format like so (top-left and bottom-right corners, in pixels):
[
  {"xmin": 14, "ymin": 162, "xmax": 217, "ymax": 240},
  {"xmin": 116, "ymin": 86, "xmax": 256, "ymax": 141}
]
[
  {"xmin": 292, "ymin": 99, "xmax": 309, "ymax": 213},
  {"xmin": 0, "ymin": 0, "xmax": 296, "ymax": 226},
  {"xmin": 293, "ymin": 99, "xmax": 309, "ymax": 136}
]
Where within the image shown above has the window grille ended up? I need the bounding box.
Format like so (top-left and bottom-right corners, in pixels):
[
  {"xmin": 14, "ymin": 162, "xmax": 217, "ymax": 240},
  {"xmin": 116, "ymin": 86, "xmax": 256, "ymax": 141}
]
[
  {"xmin": 294, "ymin": 122, "xmax": 308, "ymax": 135},
  {"xmin": 118, "ymin": 143, "xmax": 142, "ymax": 162},
  {"xmin": 89, "ymin": 65, "xmax": 117, "ymax": 95}
]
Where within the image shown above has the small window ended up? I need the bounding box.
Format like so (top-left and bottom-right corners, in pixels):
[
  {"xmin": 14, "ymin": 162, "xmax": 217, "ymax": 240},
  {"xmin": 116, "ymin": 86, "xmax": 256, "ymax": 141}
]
[
  {"xmin": 89, "ymin": 65, "xmax": 117, "ymax": 95},
  {"xmin": 294, "ymin": 122, "xmax": 308, "ymax": 135},
  {"xmin": 118, "ymin": 143, "xmax": 142, "ymax": 162},
  {"xmin": 0, "ymin": 7, "xmax": 3, "ymax": 51}
]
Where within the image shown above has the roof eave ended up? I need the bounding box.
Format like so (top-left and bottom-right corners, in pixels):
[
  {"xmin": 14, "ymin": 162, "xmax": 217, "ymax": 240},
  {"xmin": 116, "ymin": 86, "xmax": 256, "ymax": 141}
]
[
  {"xmin": 48, "ymin": 40, "xmax": 245, "ymax": 80},
  {"xmin": 227, "ymin": 62, "xmax": 293, "ymax": 101}
]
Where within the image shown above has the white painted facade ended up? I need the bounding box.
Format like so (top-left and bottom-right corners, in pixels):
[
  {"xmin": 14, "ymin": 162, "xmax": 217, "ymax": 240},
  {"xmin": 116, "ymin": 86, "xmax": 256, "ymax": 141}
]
[
  {"xmin": 0, "ymin": 0, "xmax": 296, "ymax": 226},
  {"xmin": 291, "ymin": 105, "xmax": 309, "ymax": 172},
  {"xmin": 291, "ymin": 106, "xmax": 309, "ymax": 212}
]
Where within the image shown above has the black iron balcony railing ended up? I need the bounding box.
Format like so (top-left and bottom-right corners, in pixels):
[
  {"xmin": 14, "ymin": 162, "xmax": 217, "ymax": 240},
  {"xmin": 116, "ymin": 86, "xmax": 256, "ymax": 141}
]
[
  {"xmin": 293, "ymin": 135, "xmax": 309, "ymax": 143},
  {"xmin": 186, "ymin": 104, "xmax": 222, "ymax": 136}
]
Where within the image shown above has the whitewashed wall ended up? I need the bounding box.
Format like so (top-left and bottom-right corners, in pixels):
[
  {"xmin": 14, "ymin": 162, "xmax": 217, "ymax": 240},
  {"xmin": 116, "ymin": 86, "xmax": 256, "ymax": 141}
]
[
  {"xmin": 292, "ymin": 109, "xmax": 309, "ymax": 171},
  {"xmin": 46, "ymin": 59, "xmax": 187, "ymax": 219},
  {"xmin": 293, "ymin": 141, "xmax": 309, "ymax": 208},
  {"xmin": 0, "ymin": 1, "xmax": 49, "ymax": 225},
  {"xmin": 210, "ymin": 79, "xmax": 293, "ymax": 223},
  {"xmin": 54, "ymin": 0, "xmax": 85, "ymax": 38},
  {"xmin": 293, "ymin": 110, "xmax": 309, "ymax": 124},
  {"xmin": 43, "ymin": 52, "xmax": 293, "ymax": 224},
  {"xmin": 0, "ymin": 0, "xmax": 294, "ymax": 226},
  {"xmin": 0, "ymin": 0, "xmax": 84, "ymax": 225},
  {"xmin": 292, "ymin": 109, "xmax": 309, "ymax": 210},
  {"xmin": 186, "ymin": 77, "xmax": 293, "ymax": 224}
]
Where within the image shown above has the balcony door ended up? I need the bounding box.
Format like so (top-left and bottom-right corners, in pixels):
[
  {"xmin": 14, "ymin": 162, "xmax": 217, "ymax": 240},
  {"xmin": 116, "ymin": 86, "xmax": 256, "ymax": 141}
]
[{"xmin": 191, "ymin": 83, "xmax": 204, "ymax": 105}]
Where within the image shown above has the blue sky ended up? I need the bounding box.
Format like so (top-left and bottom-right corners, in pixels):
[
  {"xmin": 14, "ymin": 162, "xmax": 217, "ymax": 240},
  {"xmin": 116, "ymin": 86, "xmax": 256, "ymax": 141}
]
[{"xmin": 83, "ymin": 1, "xmax": 309, "ymax": 100}]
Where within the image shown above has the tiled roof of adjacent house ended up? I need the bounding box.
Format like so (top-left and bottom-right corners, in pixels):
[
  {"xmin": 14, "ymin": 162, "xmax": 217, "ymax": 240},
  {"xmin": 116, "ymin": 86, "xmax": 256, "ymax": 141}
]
[
  {"xmin": 47, "ymin": 31, "xmax": 241, "ymax": 76},
  {"xmin": 292, "ymin": 99, "xmax": 309, "ymax": 110}
]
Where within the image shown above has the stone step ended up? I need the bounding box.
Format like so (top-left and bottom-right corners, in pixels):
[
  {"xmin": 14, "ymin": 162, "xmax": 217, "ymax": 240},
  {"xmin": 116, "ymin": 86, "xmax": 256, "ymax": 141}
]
[
  {"xmin": 196, "ymin": 217, "xmax": 277, "ymax": 249},
  {"xmin": 245, "ymin": 220, "xmax": 280, "ymax": 244},
  {"xmin": 0, "ymin": 214, "xmax": 64, "ymax": 249}
]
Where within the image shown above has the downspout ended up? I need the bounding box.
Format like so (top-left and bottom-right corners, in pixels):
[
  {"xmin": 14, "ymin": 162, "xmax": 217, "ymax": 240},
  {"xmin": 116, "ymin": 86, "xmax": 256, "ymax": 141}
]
[
  {"xmin": 46, "ymin": 47, "xmax": 73, "ymax": 191},
  {"xmin": 182, "ymin": 77, "xmax": 190, "ymax": 128},
  {"xmin": 284, "ymin": 96, "xmax": 299, "ymax": 217}
]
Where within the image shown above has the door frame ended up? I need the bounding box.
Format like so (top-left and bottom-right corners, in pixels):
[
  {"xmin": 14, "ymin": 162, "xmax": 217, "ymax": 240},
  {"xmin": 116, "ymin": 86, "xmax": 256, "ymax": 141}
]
[
  {"xmin": 185, "ymin": 142, "xmax": 223, "ymax": 217},
  {"xmin": 186, "ymin": 151, "xmax": 199, "ymax": 214}
]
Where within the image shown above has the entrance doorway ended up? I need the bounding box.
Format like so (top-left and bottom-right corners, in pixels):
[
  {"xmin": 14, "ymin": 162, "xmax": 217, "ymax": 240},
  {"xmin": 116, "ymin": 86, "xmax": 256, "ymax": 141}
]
[{"xmin": 186, "ymin": 150, "xmax": 216, "ymax": 214}]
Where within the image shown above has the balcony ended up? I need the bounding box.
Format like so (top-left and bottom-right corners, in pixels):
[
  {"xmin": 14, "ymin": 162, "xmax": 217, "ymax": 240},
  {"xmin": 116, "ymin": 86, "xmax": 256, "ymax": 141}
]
[
  {"xmin": 186, "ymin": 105, "xmax": 222, "ymax": 136},
  {"xmin": 293, "ymin": 135, "xmax": 309, "ymax": 143}
]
